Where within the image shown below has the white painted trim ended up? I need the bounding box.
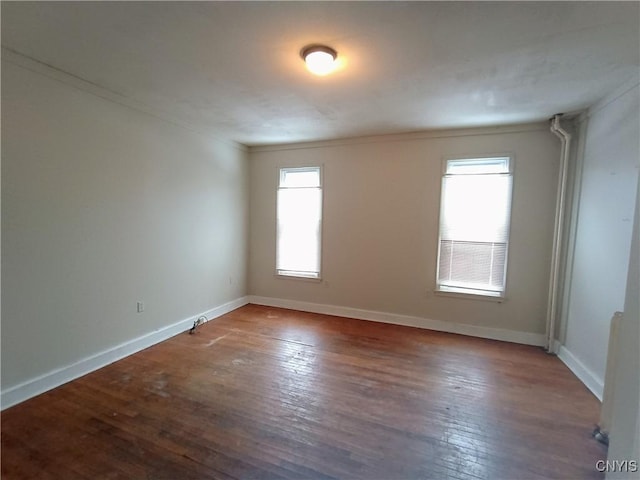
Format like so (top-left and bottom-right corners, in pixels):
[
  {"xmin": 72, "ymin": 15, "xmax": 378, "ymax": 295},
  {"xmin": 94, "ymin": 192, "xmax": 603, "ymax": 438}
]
[
  {"xmin": 557, "ymin": 344, "xmax": 604, "ymax": 401},
  {"xmin": 1, "ymin": 47, "xmax": 247, "ymax": 153},
  {"xmin": 550, "ymin": 339, "xmax": 562, "ymax": 355},
  {"xmin": 588, "ymin": 72, "xmax": 640, "ymax": 118},
  {"xmin": 248, "ymin": 296, "xmax": 545, "ymax": 347},
  {"xmin": 249, "ymin": 122, "xmax": 549, "ymax": 153},
  {"xmin": 0, "ymin": 297, "xmax": 249, "ymax": 410}
]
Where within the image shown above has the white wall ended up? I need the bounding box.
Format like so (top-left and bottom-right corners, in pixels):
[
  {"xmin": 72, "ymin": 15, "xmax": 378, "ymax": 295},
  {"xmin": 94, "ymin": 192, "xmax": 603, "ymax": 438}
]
[
  {"xmin": 606, "ymin": 171, "xmax": 639, "ymax": 479},
  {"xmin": 249, "ymin": 125, "xmax": 559, "ymax": 340},
  {"xmin": 1, "ymin": 59, "xmax": 249, "ymax": 401},
  {"xmin": 560, "ymin": 82, "xmax": 640, "ymax": 399}
]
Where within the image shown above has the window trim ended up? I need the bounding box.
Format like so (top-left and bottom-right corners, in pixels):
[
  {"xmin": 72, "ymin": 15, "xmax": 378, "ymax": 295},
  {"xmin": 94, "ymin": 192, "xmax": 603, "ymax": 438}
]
[
  {"xmin": 275, "ymin": 165, "xmax": 323, "ymax": 280},
  {"xmin": 434, "ymin": 288, "xmax": 506, "ymax": 303},
  {"xmin": 435, "ymin": 154, "xmax": 514, "ymax": 300}
]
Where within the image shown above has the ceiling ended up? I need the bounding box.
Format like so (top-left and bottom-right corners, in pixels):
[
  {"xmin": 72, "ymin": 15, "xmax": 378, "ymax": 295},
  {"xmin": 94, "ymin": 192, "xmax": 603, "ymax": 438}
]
[{"xmin": 2, "ymin": 2, "xmax": 639, "ymax": 146}]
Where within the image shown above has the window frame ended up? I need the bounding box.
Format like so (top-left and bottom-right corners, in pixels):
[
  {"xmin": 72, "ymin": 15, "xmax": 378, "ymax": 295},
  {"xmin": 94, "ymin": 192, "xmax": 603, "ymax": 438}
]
[
  {"xmin": 435, "ymin": 154, "xmax": 514, "ymax": 301},
  {"xmin": 275, "ymin": 165, "xmax": 324, "ymax": 281}
]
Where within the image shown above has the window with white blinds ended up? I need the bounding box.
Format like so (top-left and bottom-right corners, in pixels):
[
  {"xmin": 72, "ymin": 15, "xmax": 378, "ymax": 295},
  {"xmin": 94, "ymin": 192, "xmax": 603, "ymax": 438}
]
[
  {"xmin": 276, "ymin": 166, "xmax": 322, "ymax": 279},
  {"xmin": 436, "ymin": 157, "xmax": 513, "ymax": 297}
]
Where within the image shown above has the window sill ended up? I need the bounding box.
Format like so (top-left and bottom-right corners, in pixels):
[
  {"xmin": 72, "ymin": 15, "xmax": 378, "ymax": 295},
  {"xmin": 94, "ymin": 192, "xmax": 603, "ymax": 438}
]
[
  {"xmin": 275, "ymin": 273, "xmax": 322, "ymax": 283},
  {"xmin": 434, "ymin": 288, "xmax": 506, "ymax": 303}
]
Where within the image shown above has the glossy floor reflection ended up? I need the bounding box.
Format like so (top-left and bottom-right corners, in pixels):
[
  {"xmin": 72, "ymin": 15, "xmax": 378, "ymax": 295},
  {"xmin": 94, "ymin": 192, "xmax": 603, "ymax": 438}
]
[{"xmin": 1, "ymin": 304, "xmax": 606, "ymax": 479}]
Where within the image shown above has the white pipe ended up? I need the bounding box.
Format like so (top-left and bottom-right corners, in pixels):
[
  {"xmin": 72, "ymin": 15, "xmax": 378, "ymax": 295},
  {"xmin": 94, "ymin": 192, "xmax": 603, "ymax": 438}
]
[{"xmin": 547, "ymin": 114, "xmax": 572, "ymax": 353}]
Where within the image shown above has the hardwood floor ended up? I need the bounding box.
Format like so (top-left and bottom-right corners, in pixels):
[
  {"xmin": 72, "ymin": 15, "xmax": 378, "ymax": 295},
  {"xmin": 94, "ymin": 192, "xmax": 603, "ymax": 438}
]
[{"xmin": 1, "ymin": 305, "xmax": 606, "ymax": 479}]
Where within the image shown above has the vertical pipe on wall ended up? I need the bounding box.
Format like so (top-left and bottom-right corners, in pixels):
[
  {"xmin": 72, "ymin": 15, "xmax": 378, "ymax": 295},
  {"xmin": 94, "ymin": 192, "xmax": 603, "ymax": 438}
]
[
  {"xmin": 557, "ymin": 113, "xmax": 588, "ymax": 347},
  {"xmin": 547, "ymin": 115, "xmax": 572, "ymax": 353}
]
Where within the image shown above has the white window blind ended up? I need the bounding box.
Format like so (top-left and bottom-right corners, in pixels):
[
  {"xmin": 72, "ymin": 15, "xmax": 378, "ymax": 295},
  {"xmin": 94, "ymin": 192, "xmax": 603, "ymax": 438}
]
[
  {"xmin": 437, "ymin": 157, "xmax": 513, "ymax": 297},
  {"xmin": 276, "ymin": 166, "xmax": 322, "ymax": 279}
]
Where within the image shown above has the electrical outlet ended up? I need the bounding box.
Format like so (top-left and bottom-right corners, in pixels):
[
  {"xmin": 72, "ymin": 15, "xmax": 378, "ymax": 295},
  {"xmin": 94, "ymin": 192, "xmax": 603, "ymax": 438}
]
[{"xmin": 137, "ymin": 301, "xmax": 145, "ymax": 313}]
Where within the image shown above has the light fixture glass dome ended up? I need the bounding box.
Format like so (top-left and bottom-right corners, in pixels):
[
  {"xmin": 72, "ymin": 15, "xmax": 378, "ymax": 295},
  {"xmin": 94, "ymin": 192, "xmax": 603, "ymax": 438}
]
[{"xmin": 301, "ymin": 45, "xmax": 337, "ymax": 76}]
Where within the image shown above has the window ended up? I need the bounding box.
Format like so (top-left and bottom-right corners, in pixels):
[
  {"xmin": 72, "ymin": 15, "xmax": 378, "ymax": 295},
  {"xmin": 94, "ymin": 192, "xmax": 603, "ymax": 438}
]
[
  {"xmin": 436, "ymin": 156, "xmax": 513, "ymax": 298},
  {"xmin": 276, "ymin": 166, "xmax": 322, "ymax": 279}
]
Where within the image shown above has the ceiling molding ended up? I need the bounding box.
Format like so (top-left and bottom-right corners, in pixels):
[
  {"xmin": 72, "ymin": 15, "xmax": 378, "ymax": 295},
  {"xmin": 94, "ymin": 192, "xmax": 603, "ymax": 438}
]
[
  {"xmin": 1, "ymin": 47, "xmax": 247, "ymax": 153},
  {"xmin": 587, "ymin": 71, "xmax": 640, "ymax": 119},
  {"xmin": 3, "ymin": 2, "xmax": 637, "ymax": 144},
  {"xmin": 248, "ymin": 122, "xmax": 551, "ymax": 154}
]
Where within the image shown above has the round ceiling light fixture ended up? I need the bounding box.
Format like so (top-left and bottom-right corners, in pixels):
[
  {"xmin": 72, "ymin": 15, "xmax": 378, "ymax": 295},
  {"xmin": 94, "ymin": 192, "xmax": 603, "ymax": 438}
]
[{"xmin": 301, "ymin": 45, "xmax": 338, "ymax": 76}]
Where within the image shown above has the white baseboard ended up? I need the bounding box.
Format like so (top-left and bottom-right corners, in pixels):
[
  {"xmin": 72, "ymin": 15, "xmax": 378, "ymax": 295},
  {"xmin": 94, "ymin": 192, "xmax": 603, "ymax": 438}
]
[
  {"xmin": 1, "ymin": 296, "xmax": 249, "ymax": 410},
  {"xmin": 248, "ymin": 295, "xmax": 546, "ymax": 347},
  {"xmin": 557, "ymin": 344, "xmax": 604, "ymax": 401}
]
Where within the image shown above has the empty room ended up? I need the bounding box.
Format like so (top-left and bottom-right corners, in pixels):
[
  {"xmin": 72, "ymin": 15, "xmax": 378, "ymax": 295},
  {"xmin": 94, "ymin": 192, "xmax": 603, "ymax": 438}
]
[{"xmin": 2, "ymin": 2, "xmax": 639, "ymax": 479}]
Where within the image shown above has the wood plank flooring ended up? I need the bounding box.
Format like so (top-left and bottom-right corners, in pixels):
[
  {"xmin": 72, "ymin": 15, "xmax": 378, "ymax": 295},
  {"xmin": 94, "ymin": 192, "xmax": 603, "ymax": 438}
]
[{"xmin": 1, "ymin": 305, "xmax": 606, "ymax": 479}]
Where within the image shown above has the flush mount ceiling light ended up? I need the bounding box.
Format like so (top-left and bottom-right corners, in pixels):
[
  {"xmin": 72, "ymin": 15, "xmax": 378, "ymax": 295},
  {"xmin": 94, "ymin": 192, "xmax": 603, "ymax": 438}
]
[{"xmin": 301, "ymin": 45, "xmax": 338, "ymax": 76}]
